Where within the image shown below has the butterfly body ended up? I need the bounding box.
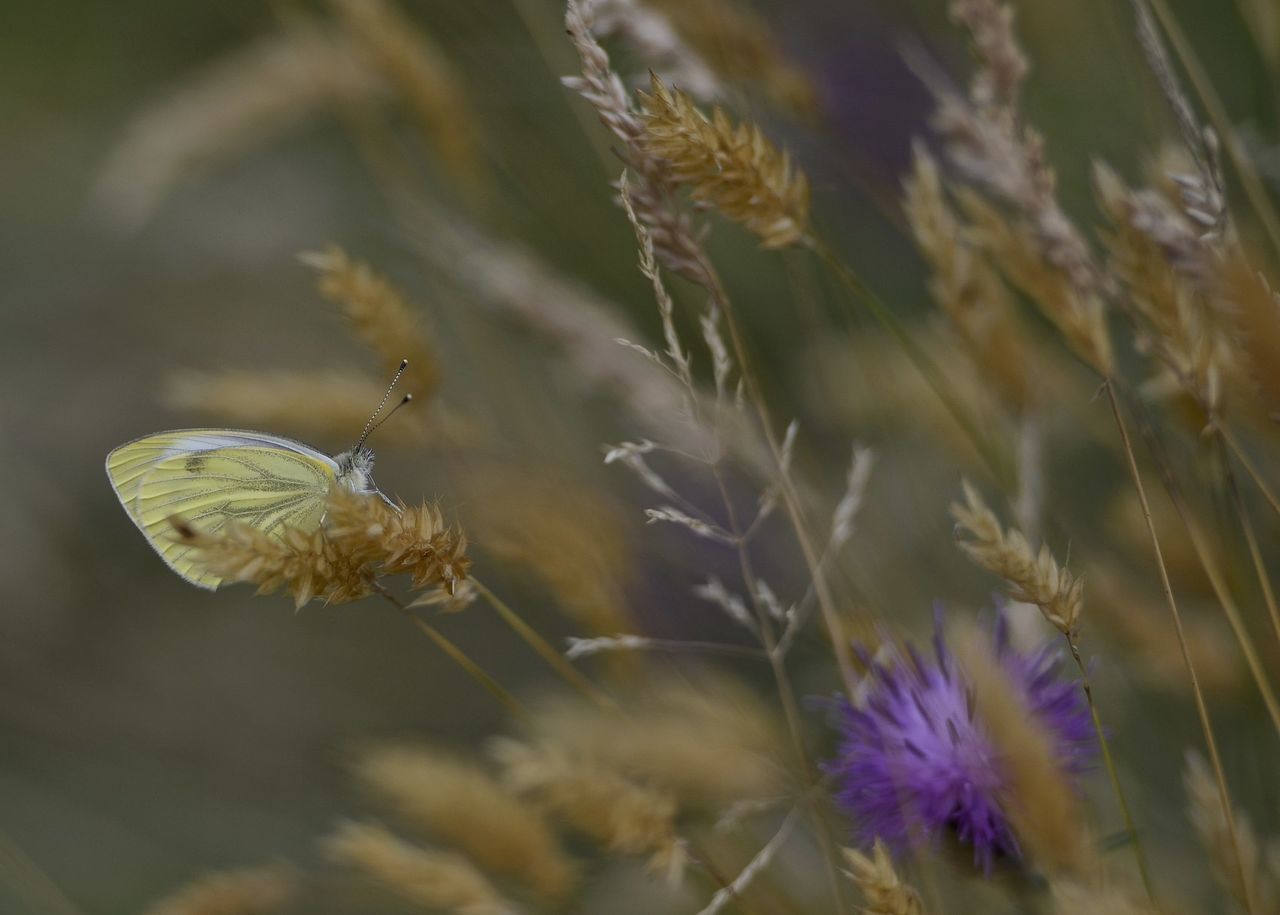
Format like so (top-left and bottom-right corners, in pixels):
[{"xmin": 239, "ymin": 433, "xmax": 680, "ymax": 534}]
[{"xmin": 106, "ymin": 429, "xmax": 387, "ymax": 590}]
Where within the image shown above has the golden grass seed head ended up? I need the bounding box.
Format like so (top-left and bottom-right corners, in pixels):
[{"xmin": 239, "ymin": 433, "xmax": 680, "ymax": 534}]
[
  {"xmin": 350, "ymin": 744, "xmax": 576, "ymax": 900},
  {"xmin": 322, "ymin": 821, "xmax": 519, "ymax": 915},
  {"xmin": 490, "ymin": 738, "xmax": 685, "ymax": 880},
  {"xmin": 638, "ymin": 73, "xmax": 810, "ymax": 249},
  {"xmin": 951, "ymin": 481, "xmax": 1082, "ymax": 635},
  {"xmin": 842, "ymin": 841, "xmax": 925, "ymax": 915},
  {"xmin": 141, "ymin": 864, "xmax": 297, "ymax": 915},
  {"xmin": 300, "ymin": 244, "xmax": 440, "ymax": 401}
]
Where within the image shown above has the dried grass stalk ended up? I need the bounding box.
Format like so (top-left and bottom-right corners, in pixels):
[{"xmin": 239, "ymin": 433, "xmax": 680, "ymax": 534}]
[
  {"xmin": 141, "ymin": 864, "xmax": 296, "ymax": 915},
  {"xmin": 300, "ymin": 245, "xmax": 439, "ymax": 400},
  {"xmin": 639, "ymin": 73, "xmax": 810, "ymax": 249},
  {"xmin": 323, "ymin": 821, "xmax": 519, "ymax": 915},
  {"xmin": 929, "ymin": 0, "xmax": 1113, "ymax": 374},
  {"xmin": 1093, "ymin": 162, "xmax": 1238, "ymax": 415},
  {"xmin": 903, "ymin": 146, "xmax": 1030, "ymax": 410},
  {"xmin": 1184, "ymin": 751, "xmax": 1278, "ymax": 912},
  {"xmin": 491, "ymin": 738, "xmax": 685, "ymax": 879},
  {"xmin": 842, "ymin": 841, "xmax": 925, "ymax": 915},
  {"xmin": 526, "ymin": 677, "xmax": 781, "ymax": 806},
  {"xmin": 951, "ymin": 481, "xmax": 1082, "ymax": 634},
  {"xmin": 565, "ymin": 0, "xmax": 710, "ymax": 282},
  {"xmin": 588, "ymin": 0, "xmax": 722, "ymax": 100},
  {"xmin": 957, "ymin": 190, "xmax": 1112, "ymax": 376},
  {"xmin": 327, "ymin": 0, "xmax": 482, "ymax": 193},
  {"xmin": 1215, "ymin": 248, "xmax": 1280, "ymax": 418},
  {"xmin": 954, "ymin": 624, "xmax": 1095, "ymax": 875},
  {"xmin": 90, "ymin": 24, "xmax": 383, "ymax": 230},
  {"xmin": 351, "ymin": 744, "xmax": 575, "ymax": 900},
  {"xmin": 1087, "ymin": 563, "xmax": 1243, "ymax": 697}
]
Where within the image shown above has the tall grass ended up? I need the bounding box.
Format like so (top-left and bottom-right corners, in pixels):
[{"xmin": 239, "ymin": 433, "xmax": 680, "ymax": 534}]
[{"xmin": 76, "ymin": 0, "xmax": 1280, "ymax": 912}]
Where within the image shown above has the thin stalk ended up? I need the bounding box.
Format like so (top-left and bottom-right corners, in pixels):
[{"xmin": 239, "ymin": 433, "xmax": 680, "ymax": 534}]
[
  {"xmin": 1222, "ymin": 452, "xmax": 1280, "ymax": 658},
  {"xmin": 709, "ymin": 464, "xmax": 848, "ymax": 913},
  {"xmin": 508, "ymin": 0, "xmax": 616, "ymax": 174},
  {"xmin": 570, "ymin": 636, "xmax": 770, "ymax": 662},
  {"xmin": 694, "ymin": 254, "xmax": 860, "ymax": 697},
  {"xmin": 1131, "ymin": 412, "xmax": 1280, "ymax": 739},
  {"xmin": 1141, "ymin": 0, "xmax": 1280, "ymax": 257},
  {"xmin": 0, "ymin": 834, "xmax": 83, "ymax": 915},
  {"xmin": 1065, "ymin": 636, "xmax": 1157, "ymax": 906},
  {"xmin": 1219, "ymin": 422, "xmax": 1280, "ymax": 520},
  {"xmin": 1103, "ymin": 379, "xmax": 1258, "ymax": 915},
  {"xmin": 1172, "ymin": 495, "xmax": 1280, "ymax": 739},
  {"xmin": 470, "ymin": 577, "xmax": 615, "ymax": 709},
  {"xmin": 377, "ymin": 587, "xmax": 528, "ymax": 720},
  {"xmin": 807, "ymin": 235, "xmax": 1014, "ymax": 487}
]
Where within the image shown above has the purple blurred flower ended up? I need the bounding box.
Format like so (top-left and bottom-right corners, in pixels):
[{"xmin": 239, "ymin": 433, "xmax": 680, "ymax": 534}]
[{"xmin": 827, "ymin": 610, "xmax": 1094, "ymax": 874}]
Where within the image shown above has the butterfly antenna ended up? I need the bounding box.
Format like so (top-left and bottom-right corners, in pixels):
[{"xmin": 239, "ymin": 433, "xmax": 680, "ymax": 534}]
[
  {"xmin": 368, "ymin": 394, "xmax": 413, "ymax": 438},
  {"xmin": 354, "ymin": 359, "xmax": 408, "ymax": 450}
]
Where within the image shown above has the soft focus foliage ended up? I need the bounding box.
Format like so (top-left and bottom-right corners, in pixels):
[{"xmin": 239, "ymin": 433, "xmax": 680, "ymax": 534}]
[{"xmin": 6, "ymin": 0, "xmax": 1280, "ymax": 912}]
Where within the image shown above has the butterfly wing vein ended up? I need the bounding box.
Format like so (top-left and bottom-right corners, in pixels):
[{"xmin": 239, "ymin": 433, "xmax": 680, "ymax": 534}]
[{"xmin": 106, "ymin": 431, "xmax": 339, "ymax": 590}]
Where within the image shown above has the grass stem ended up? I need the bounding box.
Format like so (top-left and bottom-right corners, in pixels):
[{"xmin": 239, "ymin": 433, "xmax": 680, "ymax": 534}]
[
  {"xmin": 1103, "ymin": 379, "xmax": 1257, "ymax": 915},
  {"xmin": 377, "ymin": 587, "xmax": 528, "ymax": 720},
  {"xmin": 1065, "ymin": 636, "xmax": 1157, "ymax": 906},
  {"xmin": 471, "ymin": 577, "xmax": 615, "ymax": 709}
]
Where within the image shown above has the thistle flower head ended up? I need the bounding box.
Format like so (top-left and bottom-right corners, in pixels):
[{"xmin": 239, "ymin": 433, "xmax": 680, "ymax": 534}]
[{"xmin": 828, "ymin": 610, "xmax": 1093, "ymax": 874}]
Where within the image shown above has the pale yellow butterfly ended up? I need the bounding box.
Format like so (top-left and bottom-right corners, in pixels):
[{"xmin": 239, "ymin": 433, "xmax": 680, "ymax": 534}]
[{"xmin": 106, "ymin": 361, "xmax": 410, "ymax": 590}]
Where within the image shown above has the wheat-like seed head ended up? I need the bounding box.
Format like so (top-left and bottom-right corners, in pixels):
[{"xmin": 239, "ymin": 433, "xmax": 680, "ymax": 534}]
[
  {"xmin": 1214, "ymin": 247, "xmax": 1280, "ymax": 419},
  {"xmin": 953, "ymin": 623, "xmax": 1095, "ymax": 875},
  {"xmin": 322, "ymin": 820, "xmax": 518, "ymax": 915},
  {"xmin": 90, "ymin": 24, "xmax": 384, "ymax": 231},
  {"xmin": 842, "ymin": 841, "xmax": 925, "ymax": 915},
  {"xmin": 141, "ymin": 864, "xmax": 296, "ymax": 915},
  {"xmin": 955, "ymin": 190, "xmax": 1112, "ymax": 376},
  {"xmin": 300, "ymin": 245, "xmax": 439, "ymax": 400},
  {"xmin": 527, "ymin": 677, "xmax": 781, "ymax": 806},
  {"xmin": 1184, "ymin": 751, "xmax": 1277, "ymax": 912},
  {"xmin": 1093, "ymin": 162, "xmax": 1241, "ymax": 417},
  {"xmin": 327, "ymin": 0, "xmax": 484, "ymax": 195},
  {"xmin": 351, "ymin": 744, "xmax": 575, "ymax": 900},
  {"xmin": 639, "ymin": 73, "xmax": 810, "ymax": 249},
  {"xmin": 170, "ymin": 516, "xmax": 377, "ymax": 609},
  {"xmin": 930, "ymin": 0, "xmax": 1114, "ymax": 375},
  {"xmin": 903, "ymin": 146, "xmax": 1030, "ymax": 411},
  {"xmin": 564, "ymin": 0, "xmax": 711, "ymax": 283},
  {"xmin": 491, "ymin": 738, "xmax": 685, "ymax": 881},
  {"xmin": 165, "ymin": 369, "xmax": 437, "ymax": 446},
  {"xmin": 172, "ymin": 489, "xmax": 469, "ymax": 606},
  {"xmin": 951, "ymin": 481, "xmax": 1082, "ymax": 634},
  {"xmin": 325, "ymin": 488, "xmax": 470, "ymax": 594},
  {"xmin": 458, "ymin": 467, "xmax": 632, "ymax": 636}
]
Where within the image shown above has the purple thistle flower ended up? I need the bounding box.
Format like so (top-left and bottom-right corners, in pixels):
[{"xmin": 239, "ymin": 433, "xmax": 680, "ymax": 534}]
[{"xmin": 827, "ymin": 609, "xmax": 1094, "ymax": 874}]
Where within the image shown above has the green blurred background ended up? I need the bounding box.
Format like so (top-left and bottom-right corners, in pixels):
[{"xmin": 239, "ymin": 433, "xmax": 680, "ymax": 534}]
[{"xmin": 1, "ymin": 0, "xmax": 1276, "ymax": 911}]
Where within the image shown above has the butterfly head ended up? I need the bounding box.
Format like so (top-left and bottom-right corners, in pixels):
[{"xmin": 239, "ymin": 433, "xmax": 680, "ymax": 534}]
[{"xmin": 334, "ymin": 446, "xmax": 377, "ymax": 494}]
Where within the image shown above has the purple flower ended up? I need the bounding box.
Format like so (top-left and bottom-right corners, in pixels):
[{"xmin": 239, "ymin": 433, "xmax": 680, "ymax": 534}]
[{"xmin": 827, "ymin": 609, "xmax": 1094, "ymax": 873}]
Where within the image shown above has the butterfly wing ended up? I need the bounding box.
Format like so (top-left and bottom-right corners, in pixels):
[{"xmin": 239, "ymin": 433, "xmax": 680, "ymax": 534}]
[{"xmin": 106, "ymin": 430, "xmax": 339, "ymax": 589}]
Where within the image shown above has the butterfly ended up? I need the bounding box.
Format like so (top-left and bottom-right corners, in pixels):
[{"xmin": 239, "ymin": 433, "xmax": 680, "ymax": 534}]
[{"xmin": 106, "ymin": 361, "xmax": 410, "ymax": 590}]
